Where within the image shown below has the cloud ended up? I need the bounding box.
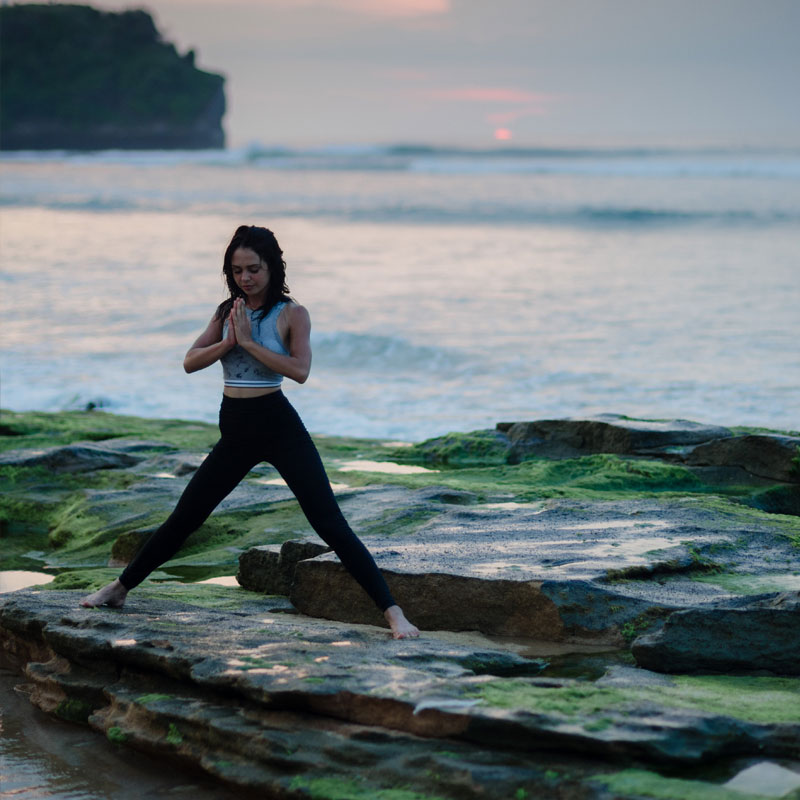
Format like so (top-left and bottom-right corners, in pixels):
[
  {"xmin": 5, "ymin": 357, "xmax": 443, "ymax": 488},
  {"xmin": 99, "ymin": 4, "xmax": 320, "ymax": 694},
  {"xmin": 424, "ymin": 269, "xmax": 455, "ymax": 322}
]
[
  {"xmin": 386, "ymin": 68, "xmax": 429, "ymax": 81},
  {"xmin": 487, "ymin": 108, "xmax": 548, "ymax": 124},
  {"xmin": 425, "ymin": 87, "xmax": 551, "ymax": 104},
  {"xmin": 272, "ymin": 0, "xmax": 450, "ymax": 16},
  {"xmin": 421, "ymin": 86, "xmax": 557, "ymax": 128}
]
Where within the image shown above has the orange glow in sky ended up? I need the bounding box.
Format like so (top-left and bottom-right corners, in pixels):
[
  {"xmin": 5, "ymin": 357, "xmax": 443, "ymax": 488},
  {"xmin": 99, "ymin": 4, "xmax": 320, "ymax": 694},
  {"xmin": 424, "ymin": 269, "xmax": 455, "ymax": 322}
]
[
  {"xmin": 289, "ymin": 0, "xmax": 450, "ymax": 16},
  {"xmin": 494, "ymin": 128, "xmax": 513, "ymax": 141}
]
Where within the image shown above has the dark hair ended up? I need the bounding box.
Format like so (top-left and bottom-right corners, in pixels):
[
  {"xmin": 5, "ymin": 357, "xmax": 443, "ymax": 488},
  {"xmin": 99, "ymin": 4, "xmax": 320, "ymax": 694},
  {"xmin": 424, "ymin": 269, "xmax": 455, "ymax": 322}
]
[{"xmin": 215, "ymin": 225, "xmax": 292, "ymax": 323}]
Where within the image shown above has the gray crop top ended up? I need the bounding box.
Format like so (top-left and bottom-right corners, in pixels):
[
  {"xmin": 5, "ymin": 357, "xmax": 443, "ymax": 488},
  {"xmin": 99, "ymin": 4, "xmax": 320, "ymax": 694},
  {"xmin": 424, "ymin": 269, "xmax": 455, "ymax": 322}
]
[{"xmin": 221, "ymin": 301, "xmax": 289, "ymax": 387}]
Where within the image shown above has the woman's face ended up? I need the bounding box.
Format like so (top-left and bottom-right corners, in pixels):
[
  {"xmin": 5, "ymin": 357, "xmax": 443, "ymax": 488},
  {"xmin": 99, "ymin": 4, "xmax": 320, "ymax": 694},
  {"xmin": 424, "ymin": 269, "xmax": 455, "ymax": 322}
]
[{"xmin": 231, "ymin": 247, "xmax": 270, "ymax": 300}]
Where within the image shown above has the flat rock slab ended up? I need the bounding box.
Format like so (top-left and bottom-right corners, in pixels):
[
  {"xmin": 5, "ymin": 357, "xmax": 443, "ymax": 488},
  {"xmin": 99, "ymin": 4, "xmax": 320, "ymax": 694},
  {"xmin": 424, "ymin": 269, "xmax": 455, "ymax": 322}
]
[
  {"xmin": 335, "ymin": 484, "xmax": 448, "ymax": 521},
  {"xmin": 1, "ymin": 587, "xmax": 798, "ymax": 798},
  {"xmin": 498, "ymin": 415, "xmax": 733, "ymax": 461},
  {"xmin": 88, "ymin": 438, "xmax": 180, "ymax": 454},
  {"xmin": 632, "ymin": 591, "xmax": 800, "ymax": 675},
  {"xmin": 236, "ymin": 484, "xmax": 463, "ymax": 593},
  {"xmin": 276, "ymin": 497, "xmax": 800, "ymax": 640},
  {"xmin": 108, "ymin": 470, "xmax": 298, "ymax": 515},
  {"xmin": 687, "ymin": 434, "xmax": 800, "ymax": 484},
  {"xmin": 0, "ymin": 441, "xmax": 145, "ymax": 472},
  {"xmin": 238, "ymin": 540, "xmax": 331, "ymax": 595},
  {"xmin": 354, "ymin": 499, "xmax": 728, "ymax": 582}
]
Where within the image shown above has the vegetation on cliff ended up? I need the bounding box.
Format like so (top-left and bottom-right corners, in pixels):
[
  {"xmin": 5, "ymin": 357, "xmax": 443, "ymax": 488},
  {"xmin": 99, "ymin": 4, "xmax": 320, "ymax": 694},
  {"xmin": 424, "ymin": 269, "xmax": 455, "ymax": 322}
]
[{"xmin": 0, "ymin": 4, "xmax": 225, "ymax": 149}]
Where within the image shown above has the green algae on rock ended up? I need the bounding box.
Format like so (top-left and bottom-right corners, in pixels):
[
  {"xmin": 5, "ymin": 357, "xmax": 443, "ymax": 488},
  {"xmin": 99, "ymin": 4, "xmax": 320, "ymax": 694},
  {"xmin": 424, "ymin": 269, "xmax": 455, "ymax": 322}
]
[
  {"xmin": 470, "ymin": 674, "xmax": 800, "ymax": 725},
  {"xmin": 391, "ymin": 430, "xmax": 510, "ymax": 466},
  {"xmin": 288, "ymin": 777, "xmax": 448, "ymax": 800},
  {"xmin": 106, "ymin": 726, "xmax": 127, "ymax": 744},
  {"xmin": 55, "ymin": 697, "xmax": 94, "ymax": 724},
  {"xmin": 593, "ymin": 769, "xmax": 776, "ymax": 800},
  {"xmin": 0, "ymin": 409, "xmax": 219, "ymax": 454}
]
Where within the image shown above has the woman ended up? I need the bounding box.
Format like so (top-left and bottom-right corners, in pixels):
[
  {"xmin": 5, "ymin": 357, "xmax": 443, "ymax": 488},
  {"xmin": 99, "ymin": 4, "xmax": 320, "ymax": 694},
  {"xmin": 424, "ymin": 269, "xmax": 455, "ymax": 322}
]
[{"xmin": 81, "ymin": 225, "xmax": 419, "ymax": 639}]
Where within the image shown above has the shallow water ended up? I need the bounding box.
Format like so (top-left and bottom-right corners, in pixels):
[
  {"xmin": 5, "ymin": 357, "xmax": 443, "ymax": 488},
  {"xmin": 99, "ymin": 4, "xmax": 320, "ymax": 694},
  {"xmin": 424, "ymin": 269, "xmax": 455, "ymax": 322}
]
[
  {"xmin": 0, "ymin": 570, "xmax": 55, "ymax": 593},
  {"xmin": 196, "ymin": 574, "xmax": 239, "ymax": 586},
  {"xmin": 0, "ymin": 668, "xmax": 244, "ymax": 800},
  {"xmin": 336, "ymin": 459, "xmax": 438, "ymax": 474},
  {"xmin": 2, "ymin": 148, "xmax": 799, "ymax": 439},
  {"xmin": 1, "ymin": 145, "xmax": 799, "ymax": 794}
]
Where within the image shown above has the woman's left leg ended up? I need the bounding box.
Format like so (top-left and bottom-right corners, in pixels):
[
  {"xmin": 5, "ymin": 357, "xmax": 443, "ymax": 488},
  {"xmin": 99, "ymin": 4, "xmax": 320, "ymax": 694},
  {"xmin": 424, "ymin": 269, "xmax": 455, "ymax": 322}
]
[{"xmin": 266, "ymin": 406, "xmax": 396, "ymax": 613}]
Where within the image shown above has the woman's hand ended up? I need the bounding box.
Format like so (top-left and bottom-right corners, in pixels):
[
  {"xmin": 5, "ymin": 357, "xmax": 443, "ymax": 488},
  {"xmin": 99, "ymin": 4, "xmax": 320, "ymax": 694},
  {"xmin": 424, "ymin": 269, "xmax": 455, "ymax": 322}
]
[
  {"xmin": 184, "ymin": 312, "xmax": 233, "ymax": 374},
  {"xmin": 225, "ymin": 310, "xmax": 237, "ymax": 348},
  {"xmin": 236, "ymin": 302, "xmax": 312, "ymax": 384},
  {"xmin": 231, "ymin": 297, "xmax": 253, "ymax": 345}
]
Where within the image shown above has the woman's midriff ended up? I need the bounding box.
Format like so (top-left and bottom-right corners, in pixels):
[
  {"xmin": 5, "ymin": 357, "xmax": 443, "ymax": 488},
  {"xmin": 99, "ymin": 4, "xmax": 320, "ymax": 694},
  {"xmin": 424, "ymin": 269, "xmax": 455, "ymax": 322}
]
[{"xmin": 223, "ymin": 386, "xmax": 282, "ymax": 398}]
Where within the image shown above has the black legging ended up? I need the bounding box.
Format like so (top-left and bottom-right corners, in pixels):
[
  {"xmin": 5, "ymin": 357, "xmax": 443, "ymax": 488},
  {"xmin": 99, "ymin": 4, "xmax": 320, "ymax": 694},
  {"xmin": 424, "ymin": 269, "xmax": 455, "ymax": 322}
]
[{"xmin": 119, "ymin": 391, "xmax": 396, "ymax": 611}]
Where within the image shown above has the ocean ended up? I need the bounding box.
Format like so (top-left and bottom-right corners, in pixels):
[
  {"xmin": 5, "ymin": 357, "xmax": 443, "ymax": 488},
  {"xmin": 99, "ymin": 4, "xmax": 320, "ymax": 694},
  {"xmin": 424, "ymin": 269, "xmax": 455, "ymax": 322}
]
[{"xmin": 1, "ymin": 145, "xmax": 798, "ymax": 441}]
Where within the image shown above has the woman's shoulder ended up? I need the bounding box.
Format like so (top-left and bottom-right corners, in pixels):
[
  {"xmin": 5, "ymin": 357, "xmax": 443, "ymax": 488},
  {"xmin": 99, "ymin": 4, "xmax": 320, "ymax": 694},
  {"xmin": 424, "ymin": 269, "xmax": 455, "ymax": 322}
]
[
  {"xmin": 214, "ymin": 297, "xmax": 234, "ymax": 321},
  {"xmin": 281, "ymin": 299, "xmax": 310, "ymax": 321}
]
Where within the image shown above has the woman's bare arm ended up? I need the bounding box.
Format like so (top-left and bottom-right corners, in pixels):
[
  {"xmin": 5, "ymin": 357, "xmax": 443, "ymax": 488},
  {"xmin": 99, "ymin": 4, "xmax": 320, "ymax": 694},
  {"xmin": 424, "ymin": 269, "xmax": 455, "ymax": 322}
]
[{"xmin": 183, "ymin": 313, "xmax": 236, "ymax": 373}]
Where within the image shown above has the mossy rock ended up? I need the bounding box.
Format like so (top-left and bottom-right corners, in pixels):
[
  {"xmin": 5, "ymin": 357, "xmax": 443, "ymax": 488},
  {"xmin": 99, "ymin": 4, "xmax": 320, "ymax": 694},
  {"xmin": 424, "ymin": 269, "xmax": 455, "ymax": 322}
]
[
  {"xmin": 392, "ymin": 430, "xmax": 510, "ymax": 467},
  {"xmin": 55, "ymin": 698, "xmax": 94, "ymax": 724},
  {"xmin": 471, "ymin": 674, "xmax": 800, "ymax": 725},
  {"xmin": 748, "ymin": 485, "xmax": 800, "ymax": 516},
  {"xmin": 110, "ymin": 528, "xmax": 153, "ymax": 565},
  {"xmin": 289, "ymin": 776, "xmax": 448, "ymax": 800},
  {"xmin": 0, "ymin": 409, "xmax": 218, "ymax": 455},
  {"xmin": 594, "ymin": 769, "xmax": 779, "ymax": 800}
]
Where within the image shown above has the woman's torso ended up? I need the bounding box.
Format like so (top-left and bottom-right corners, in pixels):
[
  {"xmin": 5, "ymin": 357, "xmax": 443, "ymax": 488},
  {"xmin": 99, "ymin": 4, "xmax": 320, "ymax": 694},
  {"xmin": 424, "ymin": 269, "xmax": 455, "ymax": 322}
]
[{"xmin": 222, "ymin": 301, "xmax": 292, "ymax": 398}]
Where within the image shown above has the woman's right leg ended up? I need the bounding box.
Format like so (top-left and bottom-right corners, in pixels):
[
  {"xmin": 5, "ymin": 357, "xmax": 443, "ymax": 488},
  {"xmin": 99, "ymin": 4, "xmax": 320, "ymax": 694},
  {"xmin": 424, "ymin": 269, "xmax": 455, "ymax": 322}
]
[
  {"xmin": 117, "ymin": 437, "xmax": 260, "ymax": 590},
  {"xmin": 81, "ymin": 434, "xmax": 260, "ymax": 607}
]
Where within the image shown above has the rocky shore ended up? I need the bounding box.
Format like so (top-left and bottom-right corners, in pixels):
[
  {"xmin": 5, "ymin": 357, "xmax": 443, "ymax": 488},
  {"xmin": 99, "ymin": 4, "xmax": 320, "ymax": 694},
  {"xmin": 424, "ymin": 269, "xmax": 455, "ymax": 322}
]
[{"xmin": 1, "ymin": 409, "xmax": 799, "ymax": 799}]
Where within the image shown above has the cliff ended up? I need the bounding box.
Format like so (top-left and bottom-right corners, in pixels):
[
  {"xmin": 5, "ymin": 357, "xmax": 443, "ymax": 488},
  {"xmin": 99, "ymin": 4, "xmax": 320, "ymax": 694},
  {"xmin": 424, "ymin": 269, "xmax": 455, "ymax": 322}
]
[{"xmin": 0, "ymin": 4, "xmax": 226, "ymax": 150}]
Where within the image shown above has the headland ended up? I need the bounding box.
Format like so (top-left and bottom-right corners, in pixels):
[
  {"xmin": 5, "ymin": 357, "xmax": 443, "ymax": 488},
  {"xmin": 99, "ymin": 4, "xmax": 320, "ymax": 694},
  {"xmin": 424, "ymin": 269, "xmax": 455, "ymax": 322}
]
[{"xmin": 0, "ymin": 4, "xmax": 225, "ymax": 150}]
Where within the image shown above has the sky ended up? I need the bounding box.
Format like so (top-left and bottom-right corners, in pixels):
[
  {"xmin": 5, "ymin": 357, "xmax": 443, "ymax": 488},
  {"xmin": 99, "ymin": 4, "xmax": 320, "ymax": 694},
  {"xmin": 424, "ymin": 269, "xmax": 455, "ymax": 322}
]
[{"xmin": 17, "ymin": 0, "xmax": 800, "ymax": 148}]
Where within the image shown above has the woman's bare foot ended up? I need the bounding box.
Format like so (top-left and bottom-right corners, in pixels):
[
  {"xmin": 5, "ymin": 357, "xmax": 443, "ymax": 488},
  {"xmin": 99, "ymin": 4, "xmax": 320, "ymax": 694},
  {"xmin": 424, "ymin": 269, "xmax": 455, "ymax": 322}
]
[
  {"xmin": 384, "ymin": 604, "xmax": 420, "ymax": 639},
  {"xmin": 80, "ymin": 579, "xmax": 128, "ymax": 608}
]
